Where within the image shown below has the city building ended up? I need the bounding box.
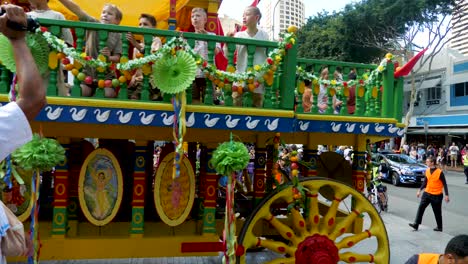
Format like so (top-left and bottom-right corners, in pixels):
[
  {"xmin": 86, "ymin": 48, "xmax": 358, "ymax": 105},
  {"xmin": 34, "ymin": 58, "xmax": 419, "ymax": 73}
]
[
  {"xmin": 259, "ymin": 0, "xmax": 305, "ymax": 40},
  {"xmin": 450, "ymin": 0, "xmax": 468, "ymax": 55},
  {"xmin": 404, "ymin": 47, "xmax": 468, "ymax": 147}
]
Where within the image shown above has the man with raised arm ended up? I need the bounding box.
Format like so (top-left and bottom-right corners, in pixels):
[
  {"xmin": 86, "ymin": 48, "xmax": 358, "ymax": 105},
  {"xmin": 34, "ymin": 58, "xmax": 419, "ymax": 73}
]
[{"xmin": 0, "ymin": 4, "xmax": 46, "ymax": 161}]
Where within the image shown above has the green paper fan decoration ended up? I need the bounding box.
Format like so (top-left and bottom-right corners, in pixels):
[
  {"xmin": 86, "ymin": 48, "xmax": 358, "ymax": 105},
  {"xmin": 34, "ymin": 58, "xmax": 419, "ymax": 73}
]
[
  {"xmin": 210, "ymin": 141, "xmax": 250, "ymax": 176},
  {"xmin": 0, "ymin": 33, "xmax": 50, "ymax": 75},
  {"xmin": 153, "ymin": 50, "xmax": 196, "ymax": 94},
  {"xmin": 12, "ymin": 134, "xmax": 65, "ymax": 172}
]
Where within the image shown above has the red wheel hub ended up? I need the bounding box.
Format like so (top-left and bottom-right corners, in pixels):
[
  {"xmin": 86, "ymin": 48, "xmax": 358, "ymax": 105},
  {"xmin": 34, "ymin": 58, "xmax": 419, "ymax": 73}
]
[{"xmin": 295, "ymin": 234, "xmax": 339, "ymax": 264}]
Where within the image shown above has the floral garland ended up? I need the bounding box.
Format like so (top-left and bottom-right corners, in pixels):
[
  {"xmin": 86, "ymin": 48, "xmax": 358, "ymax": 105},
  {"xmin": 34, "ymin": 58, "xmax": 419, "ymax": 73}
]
[
  {"xmin": 38, "ymin": 25, "xmax": 298, "ymax": 92},
  {"xmin": 295, "ymin": 53, "xmax": 394, "ymax": 95}
]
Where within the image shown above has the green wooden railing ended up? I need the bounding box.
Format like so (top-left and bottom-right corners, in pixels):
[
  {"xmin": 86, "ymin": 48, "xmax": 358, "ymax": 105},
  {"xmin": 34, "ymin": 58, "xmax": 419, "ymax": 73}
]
[{"xmin": 0, "ymin": 18, "xmax": 402, "ymax": 120}]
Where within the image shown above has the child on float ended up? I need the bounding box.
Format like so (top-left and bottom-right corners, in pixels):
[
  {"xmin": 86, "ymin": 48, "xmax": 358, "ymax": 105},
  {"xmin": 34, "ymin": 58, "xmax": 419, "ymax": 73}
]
[
  {"xmin": 302, "ymin": 79, "xmax": 313, "ymax": 113},
  {"xmin": 190, "ymin": 7, "xmax": 221, "ymax": 105},
  {"xmin": 58, "ymin": 0, "xmax": 123, "ymax": 98},
  {"xmin": 233, "ymin": 6, "xmax": 269, "ymax": 108},
  {"xmin": 317, "ymin": 67, "xmax": 342, "ymax": 114},
  {"xmin": 28, "ymin": 0, "xmax": 74, "ymax": 96},
  {"xmin": 126, "ymin": 13, "xmax": 162, "ymax": 101}
]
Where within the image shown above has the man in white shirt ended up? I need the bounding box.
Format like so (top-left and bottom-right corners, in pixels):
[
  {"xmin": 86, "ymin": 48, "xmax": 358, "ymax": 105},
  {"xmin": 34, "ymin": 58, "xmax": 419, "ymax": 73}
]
[{"xmin": 0, "ymin": 4, "xmax": 46, "ymax": 162}]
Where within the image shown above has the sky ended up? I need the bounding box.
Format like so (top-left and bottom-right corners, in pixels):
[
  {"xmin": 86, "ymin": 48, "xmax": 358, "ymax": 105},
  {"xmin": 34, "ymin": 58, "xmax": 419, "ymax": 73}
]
[{"xmin": 218, "ymin": 0, "xmax": 354, "ymax": 22}]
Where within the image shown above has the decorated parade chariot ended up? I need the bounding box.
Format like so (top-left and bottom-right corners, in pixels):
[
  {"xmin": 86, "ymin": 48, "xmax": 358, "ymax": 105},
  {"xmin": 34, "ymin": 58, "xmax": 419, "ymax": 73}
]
[{"xmin": 0, "ymin": 0, "xmax": 410, "ymax": 263}]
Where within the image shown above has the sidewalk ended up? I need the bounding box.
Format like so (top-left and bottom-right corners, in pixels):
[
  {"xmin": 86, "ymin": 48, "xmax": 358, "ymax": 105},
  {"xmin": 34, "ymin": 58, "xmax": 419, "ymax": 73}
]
[{"xmin": 26, "ymin": 213, "xmax": 453, "ymax": 264}]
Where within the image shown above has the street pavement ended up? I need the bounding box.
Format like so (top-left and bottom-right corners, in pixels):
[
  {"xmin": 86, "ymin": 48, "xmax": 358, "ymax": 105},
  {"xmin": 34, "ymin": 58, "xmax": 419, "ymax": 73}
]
[{"xmin": 20, "ymin": 169, "xmax": 467, "ymax": 263}]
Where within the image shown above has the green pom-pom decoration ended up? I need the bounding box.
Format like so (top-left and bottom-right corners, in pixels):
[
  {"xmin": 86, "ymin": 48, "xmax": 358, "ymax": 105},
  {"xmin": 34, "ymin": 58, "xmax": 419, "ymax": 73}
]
[
  {"xmin": 12, "ymin": 134, "xmax": 65, "ymax": 172},
  {"xmin": 210, "ymin": 141, "xmax": 250, "ymax": 176},
  {"xmin": 152, "ymin": 50, "xmax": 196, "ymax": 94},
  {"xmin": 0, "ymin": 33, "xmax": 50, "ymax": 75}
]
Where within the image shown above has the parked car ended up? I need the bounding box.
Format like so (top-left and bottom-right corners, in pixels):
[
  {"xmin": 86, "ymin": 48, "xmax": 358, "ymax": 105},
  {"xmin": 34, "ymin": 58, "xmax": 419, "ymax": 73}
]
[{"xmin": 372, "ymin": 153, "xmax": 427, "ymax": 186}]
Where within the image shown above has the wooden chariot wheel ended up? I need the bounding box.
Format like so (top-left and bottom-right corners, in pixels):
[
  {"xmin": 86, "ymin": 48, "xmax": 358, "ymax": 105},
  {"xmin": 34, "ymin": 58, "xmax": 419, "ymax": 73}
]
[{"xmin": 236, "ymin": 178, "xmax": 390, "ymax": 264}]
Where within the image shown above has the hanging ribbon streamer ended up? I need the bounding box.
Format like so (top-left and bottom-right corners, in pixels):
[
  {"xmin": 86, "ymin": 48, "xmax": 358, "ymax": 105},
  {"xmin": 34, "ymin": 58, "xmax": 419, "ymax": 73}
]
[
  {"xmin": 223, "ymin": 170, "xmax": 236, "ymax": 264},
  {"xmin": 4, "ymin": 155, "xmax": 12, "ymax": 189},
  {"xmin": 210, "ymin": 133, "xmax": 250, "ymax": 264},
  {"xmin": 172, "ymin": 91, "xmax": 187, "ymax": 180},
  {"xmin": 28, "ymin": 170, "xmax": 41, "ymax": 264}
]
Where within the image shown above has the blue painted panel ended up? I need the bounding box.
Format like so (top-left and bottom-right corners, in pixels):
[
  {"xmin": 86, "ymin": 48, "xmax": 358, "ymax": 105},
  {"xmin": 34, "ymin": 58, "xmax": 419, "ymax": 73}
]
[
  {"xmin": 36, "ymin": 105, "xmax": 296, "ymax": 132},
  {"xmin": 449, "ymin": 84, "xmax": 468, "ymax": 107},
  {"xmin": 295, "ymin": 120, "xmax": 403, "ymax": 137},
  {"xmin": 454, "ymin": 62, "xmax": 468, "ymax": 73},
  {"xmin": 0, "ymin": 99, "xmax": 403, "ymax": 137},
  {"xmin": 416, "ymin": 115, "xmax": 468, "ymax": 126}
]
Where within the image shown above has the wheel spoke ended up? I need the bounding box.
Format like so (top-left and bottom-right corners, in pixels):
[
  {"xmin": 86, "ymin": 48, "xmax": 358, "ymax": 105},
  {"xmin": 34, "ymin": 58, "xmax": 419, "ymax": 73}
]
[
  {"xmin": 264, "ymin": 213, "xmax": 300, "ymax": 245},
  {"xmin": 329, "ymin": 209, "xmax": 361, "ymax": 240},
  {"xmin": 258, "ymin": 238, "xmax": 296, "ymax": 256},
  {"xmin": 340, "ymin": 252, "xmax": 375, "ymax": 263},
  {"xmin": 335, "ymin": 229, "xmax": 372, "ymax": 249},
  {"xmin": 306, "ymin": 193, "xmax": 320, "ymax": 234},
  {"xmin": 322, "ymin": 197, "xmax": 341, "ymax": 234},
  {"xmin": 290, "ymin": 208, "xmax": 307, "ymax": 238}
]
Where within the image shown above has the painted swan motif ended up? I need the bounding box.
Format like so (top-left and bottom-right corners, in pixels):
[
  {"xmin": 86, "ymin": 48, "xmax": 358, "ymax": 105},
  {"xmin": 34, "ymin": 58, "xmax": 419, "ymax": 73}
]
[
  {"xmin": 45, "ymin": 106, "xmax": 63, "ymax": 120},
  {"xmin": 375, "ymin": 123, "xmax": 385, "ymax": 133},
  {"xmin": 388, "ymin": 124, "xmax": 399, "ymax": 134},
  {"xmin": 298, "ymin": 121, "xmax": 310, "ymax": 131},
  {"xmin": 245, "ymin": 116, "xmax": 260, "ymax": 130},
  {"xmin": 345, "ymin": 123, "xmax": 356, "ymax": 133},
  {"xmin": 139, "ymin": 112, "xmax": 155, "ymax": 125},
  {"xmin": 116, "ymin": 110, "xmax": 133, "ymax": 124},
  {"xmin": 186, "ymin": 113, "xmax": 195, "ymax": 127},
  {"xmin": 360, "ymin": 124, "xmax": 370, "ymax": 134},
  {"xmin": 70, "ymin": 108, "xmax": 87, "ymax": 121},
  {"xmin": 161, "ymin": 112, "xmax": 175, "ymax": 126},
  {"xmin": 331, "ymin": 122, "xmax": 342, "ymax": 132},
  {"xmin": 397, "ymin": 128, "xmax": 405, "ymax": 137},
  {"xmin": 94, "ymin": 109, "xmax": 111, "ymax": 123},
  {"xmin": 204, "ymin": 114, "xmax": 220, "ymax": 128},
  {"xmin": 225, "ymin": 115, "xmax": 240, "ymax": 128},
  {"xmin": 264, "ymin": 118, "xmax": 279, "ymax": 131}
]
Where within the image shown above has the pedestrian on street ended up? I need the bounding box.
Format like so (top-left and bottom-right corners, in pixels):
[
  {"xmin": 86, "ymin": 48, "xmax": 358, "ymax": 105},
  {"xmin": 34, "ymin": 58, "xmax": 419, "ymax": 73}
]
[
  {"xmin": 463, "ymin": 152, "xmax": 468, "ymax": 184},
  {"xmin": 409, "ymin": 156, "xmax": 450, "ymax": 232},
  {"xmin": 0, "ymin": 4, "xmax": 46, "ymax": 161},
  {"xmin": 404, "ymin": 234, "xmax": 468, "ymax": 264}
]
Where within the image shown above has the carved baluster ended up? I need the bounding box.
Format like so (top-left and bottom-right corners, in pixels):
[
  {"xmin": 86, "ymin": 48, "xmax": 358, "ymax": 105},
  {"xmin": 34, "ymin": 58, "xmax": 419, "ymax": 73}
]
[
  {"xmin": 118, "ymin": 31, "xmax": 129, "ymax": 100},
  {"xmin": 71, "ymin": 27, "xmax": 85, "ymax": 97}
]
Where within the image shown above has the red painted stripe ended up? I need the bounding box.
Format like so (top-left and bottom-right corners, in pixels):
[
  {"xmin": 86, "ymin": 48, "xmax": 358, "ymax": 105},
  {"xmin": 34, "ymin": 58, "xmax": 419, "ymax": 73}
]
[{"xmin": 181, "ymin": 242, "xmax": 224, "ymax": 253}]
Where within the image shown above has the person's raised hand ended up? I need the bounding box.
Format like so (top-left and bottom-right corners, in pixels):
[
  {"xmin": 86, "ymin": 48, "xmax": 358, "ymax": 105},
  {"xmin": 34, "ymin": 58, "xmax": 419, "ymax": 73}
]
[
  {"xmin": 100, "ymin": 47, "xmax": 111, "ymax": 57},
  {"xmin": 0, "ymin": 4, "xmax": 27, "ymax": 40}
]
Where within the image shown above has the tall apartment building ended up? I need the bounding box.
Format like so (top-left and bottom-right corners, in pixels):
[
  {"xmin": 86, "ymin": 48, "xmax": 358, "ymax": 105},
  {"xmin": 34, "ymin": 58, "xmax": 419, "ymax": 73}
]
[
  {"xmin": 259, "ymin": 0, "xmax": 305, "ymax": 40},
  {"xmin": 450, "ymin": 0, "xmax": 468, "ymax": 55}
]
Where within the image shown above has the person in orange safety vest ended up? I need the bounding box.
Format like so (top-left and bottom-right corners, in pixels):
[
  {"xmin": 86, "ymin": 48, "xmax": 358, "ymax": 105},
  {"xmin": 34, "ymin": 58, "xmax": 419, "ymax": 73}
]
[
  {"xmin": 404, "ymin": 234, "xmax": 468, "ymax": 264},
  {"xmin": 409, "ymin": 156, "xmax": 450, "ymax": 232}
]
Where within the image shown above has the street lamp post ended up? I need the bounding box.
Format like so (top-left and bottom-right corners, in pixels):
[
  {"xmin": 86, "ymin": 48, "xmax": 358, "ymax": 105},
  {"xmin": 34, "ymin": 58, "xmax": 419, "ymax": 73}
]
[{"xmin": 272, "ymin": 0, "xmax": 283, "ymax": 40}]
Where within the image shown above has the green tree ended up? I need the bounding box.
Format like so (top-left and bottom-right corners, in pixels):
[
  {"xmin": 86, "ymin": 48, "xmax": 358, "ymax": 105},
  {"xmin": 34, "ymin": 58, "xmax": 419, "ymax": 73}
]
[{"xmin": 297, "ymin": 0, "xmax": 459, "ymax": 63}]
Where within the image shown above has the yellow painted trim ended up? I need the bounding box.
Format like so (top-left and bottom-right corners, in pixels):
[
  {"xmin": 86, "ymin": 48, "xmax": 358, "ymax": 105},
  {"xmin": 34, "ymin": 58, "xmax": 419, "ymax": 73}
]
[
  {"xmin": 186, "ymin": 105, "xmax": 295, "ymax": 118},
  {"xmin": 78, "ymin": 148, "xmax": 124, "ymax": 226},
  {"xmin": 7, "ymin": 235, "xmax": 220, "ymax": 261},
  {"xmin": 296, "ymin": 113, "xmax": 397, "ymax": 123},
  {"xmin": 154, "ymin": 153, "xmax": 196, "ymax": 227},
  {"xmin": 46, "ymin": 97, "xmax": 174, "ymax": 111}
]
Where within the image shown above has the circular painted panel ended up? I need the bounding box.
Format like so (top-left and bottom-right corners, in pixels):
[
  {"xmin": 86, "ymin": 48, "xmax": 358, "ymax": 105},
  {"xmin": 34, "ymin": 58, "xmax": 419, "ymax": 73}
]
[
  {"xmin": 154, "ymin": 152, "xmax": 195, "ymax": 227},
  {"xmin": 78, "ymin": 148, "xmax": 123, "ymax": 226},
  {"xmin": 0, "ymin": 168, "xmax": 33, "ymax": 222}
]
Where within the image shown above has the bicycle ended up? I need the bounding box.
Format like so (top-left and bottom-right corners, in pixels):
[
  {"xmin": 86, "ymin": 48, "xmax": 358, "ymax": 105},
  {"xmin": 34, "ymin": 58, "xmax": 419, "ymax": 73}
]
[{"xmin": 366, "ymin": 178, "xmax": 388, "ymax": 213}]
